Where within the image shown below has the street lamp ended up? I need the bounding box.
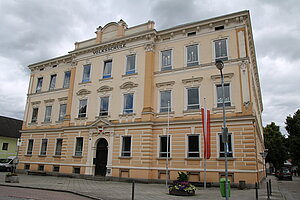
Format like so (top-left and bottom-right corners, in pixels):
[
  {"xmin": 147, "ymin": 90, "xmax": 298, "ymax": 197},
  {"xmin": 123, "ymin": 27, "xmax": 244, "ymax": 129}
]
[
  {"xmin": 215, "ymin": 59, "xmax": 229, "ymax": 200},
  {"xmin": 260, "ymin": 149, "xmax": 268, "ymax": 178}
]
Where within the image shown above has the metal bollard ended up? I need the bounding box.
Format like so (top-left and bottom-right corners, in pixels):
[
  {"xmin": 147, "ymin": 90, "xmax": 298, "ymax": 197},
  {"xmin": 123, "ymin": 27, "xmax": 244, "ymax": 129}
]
[
  {"xmin": 132, "ymin": 180, "xmax": 135, "ymax": 200},
  {"xmin": 269, "ymin": 179, "xmax": 272, "ymax": 195},
  {"xmin": 255, "ymin": 182, "xmax": 258, "ymax": 200},
  {"xmin": 266, "ymin": 182, "xmax": 270, "ymax": 200}
]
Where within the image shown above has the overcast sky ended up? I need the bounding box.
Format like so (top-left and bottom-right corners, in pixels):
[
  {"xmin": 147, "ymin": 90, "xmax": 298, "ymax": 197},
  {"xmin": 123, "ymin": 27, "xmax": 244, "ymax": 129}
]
[{"xmin": 0, "ymin": 0, "xmax": 299, "ymax": 135}]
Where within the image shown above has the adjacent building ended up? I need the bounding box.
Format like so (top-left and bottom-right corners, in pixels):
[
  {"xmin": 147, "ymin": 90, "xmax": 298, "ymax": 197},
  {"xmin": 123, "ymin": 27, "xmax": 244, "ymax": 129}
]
[
  {"xmin": 0, "ymin": 116, "xmax": 22, "ymax": 159},
  {"xmin": 18, "ymin": 10, "xmax": 265, "ymax": 186}
]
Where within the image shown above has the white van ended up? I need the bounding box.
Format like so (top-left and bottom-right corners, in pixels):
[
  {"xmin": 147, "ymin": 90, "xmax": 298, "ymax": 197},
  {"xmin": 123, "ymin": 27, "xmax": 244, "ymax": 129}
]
[{"xmin": 0, "ymin": 156, "xmax": 17, "ymax": 172}]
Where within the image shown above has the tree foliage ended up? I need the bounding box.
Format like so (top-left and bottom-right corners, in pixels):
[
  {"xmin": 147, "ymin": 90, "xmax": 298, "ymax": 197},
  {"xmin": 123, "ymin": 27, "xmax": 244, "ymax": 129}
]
[
  {"xmin": 263, "ymin": 122, "xmax": 288, "ymax": 170},
  {"xmin": 285, "ymin": 109, "xmax": 300, "ymax": 166}
]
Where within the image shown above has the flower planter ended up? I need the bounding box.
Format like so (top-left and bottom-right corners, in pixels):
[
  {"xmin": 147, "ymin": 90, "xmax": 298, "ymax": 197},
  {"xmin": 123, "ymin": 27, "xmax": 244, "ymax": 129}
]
[
  {"xmin": 169, "ymin": 189, "xmax": 195, "ymax": 196},
  {"xmin": 5, "ymin": 175, "xmax": 19, "ymax": 183}
]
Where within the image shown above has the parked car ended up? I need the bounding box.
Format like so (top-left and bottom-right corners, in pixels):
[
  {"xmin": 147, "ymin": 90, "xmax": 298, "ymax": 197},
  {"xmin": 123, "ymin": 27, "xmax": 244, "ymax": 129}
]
[
  {"xmin": 277, "ymin": 167, "xmax": 293, "ymax": 181},
  {"xmin": 0, "ymin": 156, "xmax": 16, "ymax": 172}
]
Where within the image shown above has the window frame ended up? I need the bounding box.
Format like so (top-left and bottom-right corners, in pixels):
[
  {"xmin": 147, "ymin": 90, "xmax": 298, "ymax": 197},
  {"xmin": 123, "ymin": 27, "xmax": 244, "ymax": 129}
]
[
  {"xmin": 40, "ymin": 138, "xmax": 48, "ymax": 156},
  {"xmin": 63, "ymin": 71, "xmax": 71, "ymax": 88},
  {"xmin": 103, "ymin": 60, "xmax": 112, "ymax": 79},
  {"xmin": 159, "ymin": 135, "xmax": 171, "ymax": 158},
  {"xmin": 58, "ymin": 104, "xmax": 67, "ymax": 121},
  {"xmin": 159, "ymin": 90, "xmax": 172, "ymax": 113},
  {"xmin": 186, "ymin": 44, "xmax": 199, "ymax": 67},
  {"xmin": 216, "ymin": 83, "xmax": 231, "ymax": 108},
  {"xmin": 31, "ymin": 107, "xmax": 39, "ymax": 123},
  {"xmin": 74, "ymin": 137, "xmax": 83, "ymax": 157},
  {"xmin": 27, "ymin": 139, "xmax": 34, "ymax": 155},
  {"xmin": 55, "ymin": 138, "xmax": 63, "ymax": 156},
  {"xmin": 49, "ymin": 74, "xmax": 57, "ymax": 91},
  {"xmin": 82, "ymin": 64, "xmax": 91, "ymax": 83},
  {"xmin": 186, "ymin": 87, "xmax": 200, "ymax": 110},
  {"xmin": 36, "ymin": 77, "xmax": 43, "ymax": 93},
  {"xmin": 99, "ymin": 96, "xmax": 109, "ymax": 116},
  {"xmin": 187, "ymin": 135, "xmax": 200, "ymax": 158},
  {"xmin": 213, "ymin": 38, "xmax": 228, "ymax": 61},
  {"xmin": 121, "ymin": 136, "xmax": 132, "ymax": 157},
  {"xmin": 125, "ymin": 54, "xmax": 136, "ymax": 75},
  {"xmin": 44, "ymin": 105, "xmax": 52, "ymax": 123},
  {"xmin": 2, "ymin": 143, "xmax": 8, "ymax": 151},
  {"xmin": 160, "ymin": 49, "xmax": 172, "ymax": 71},
  {"xmin": 123, "ymin": 93, "xmax": 134, "ymax": 114},
  {"xmin": 78, "ymin": 99, "xmax": 88, "ymax": 118},
  {"xmin": 218, "ymin": 133, "xmax": 233, "ymax": 158}
]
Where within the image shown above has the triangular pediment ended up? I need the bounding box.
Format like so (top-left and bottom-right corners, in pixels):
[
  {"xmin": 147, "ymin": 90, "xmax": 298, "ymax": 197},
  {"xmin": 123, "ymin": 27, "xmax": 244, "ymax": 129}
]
[{"xmin": 89, "ymin": 117, "xmax": 112, "ymax": 127}]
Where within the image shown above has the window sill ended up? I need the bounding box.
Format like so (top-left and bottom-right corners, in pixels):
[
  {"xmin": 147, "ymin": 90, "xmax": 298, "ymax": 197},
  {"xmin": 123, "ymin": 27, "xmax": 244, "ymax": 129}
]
[
  {"xmin": 156, "ymin": 111, "xmax": 174, "ymax": 116},
  {"xmin": 79, "ymin": 81, "xmax": 91, "ymax": 85},
  {"xmin": 185, "ymin": 158, "xmax": 202, "ymax": 160},
  {"xmin": 75, "ymin": 117, "xmax": 87, "ymax": 120},
  {"xmin": 53, "ymin": 155, "xmax": 61, "ymax": 158},
  {"xmin": 55, "ymin": 120, "xmax": 64, "ymax": 123},
  {"xmin": 72, "ymin": 156, "xmax": 83, "ymax": 158},
  {"xmin": 99, "ymin": 77, "xmax": 113, "ymax": 81},
  {"xmin": 212, "ymin": 106, "xmax": 235, "ymax": 112},
  {"xmin": 217, "ymin": 157, "xmax": 235, "ymax": 161},
  {"xmin": 25, "ymin": 154, "xmax": 32, "ymax": 157},
  {"xmin": 41, "ymin": 121, "xmax": 52, "ymax": 124},
  {"xmin": 38, "ymin": 155, "xmax": 46, "ymax": 157},
  {"xmin": 119, "ymin": 113, "xmax": 136, "ymax": 117},
  {"xmin": 97, "ymin": 115, "xmax": 110, "ymax": 119},
  {"xmin": 183, "ymin": 109, "xmax": 201, "ymax": 113},
  {"xmin": 119, "ymin": 156, "xmax": 132, "ymax": 159},
  {"xmin": 157, "ymin": 157, "xmax": 172, "ymax": 160},
  {"xmin": 28, "ymin": 122, "xmax": 38, "ymax": 126},
  {"xmin": 122, "ymin": 72, "xmax": 138, "ymax": 77}
]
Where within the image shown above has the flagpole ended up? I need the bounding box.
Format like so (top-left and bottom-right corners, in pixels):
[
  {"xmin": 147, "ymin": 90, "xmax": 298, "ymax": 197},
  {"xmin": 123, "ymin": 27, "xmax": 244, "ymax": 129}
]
[
  {"xmin": 204, "ymin": 98, "xmax": 207, "ymax": 190},
  {"xmin": 166, "ymin": 101, "xmax": 170, "ymax": 189}
]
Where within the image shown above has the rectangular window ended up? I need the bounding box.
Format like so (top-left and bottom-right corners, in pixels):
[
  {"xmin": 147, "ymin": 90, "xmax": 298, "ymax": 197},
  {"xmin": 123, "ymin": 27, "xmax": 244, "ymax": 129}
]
[
  {"xmin": 49, "ymin": 74, "xmax": 57, "ymax": 90},
  {"xmin": 187, "ymin": 87, "xmax": 200, "ymax": 110},
  {"xmin": 78, "ymin": 99, "xmax": 87, "ymax": 118},
  {"xmin": 36, "ymin": 77, "xmax": 43, "ymax": 93},
  {"xmin": 73, "ymin": 167, "xmax": 80, "ymax": 174},
  {"xmin": 44, "ymin": 106, "xmax": 52, "ymax": 122},
  {"xmin": 53, "ymin": 166, "xmax": 60, "ymax": 172},
  {"xmin": 31, "ymin": 108, "xmax": 38, "ymax": 123},
  {"xmin": 121, "ymin": 136, "xmax": 131, "ymax": 157},
  {"xmin": 82, "ymin": 64, "xmax": 91, "ymax": 83},
  {"xmin": 160, "ymin": 90, "xmax": 171, "ymax": 113},
  {"xmin": 103, "ymin": 60, "xmax": 112, "ymax": 78},
  {"xmin": 2, "ymin": 143, "xmax": 8, "ymax": 151},
  {"xmin": 27, "ymin": 139, "xmax": 34, "ymax": 155},
  {"xmin": 123, "ymin": 93, "xmax": 133, "ymax": 114},
  {"xmin": 24, "ymin": 164, "xmax": 30, "ymax": 170},
  {"xmin": 219, "ymin": 134, "xmax": 233, "ymax": 157},
  {"xmin": 38, "ymin": 165, "xmax": 44, "ymax": 171},
  {"xmin": 126, "ymin": 54, "xmax": 136, "ymax": 75},
  {"xmin": 161, "ymin": 50, "xmax": 172, "ymax": 71},
  {"xmin": 63, "ymin": 71, "xmax": 71, "ymax": 88},
  {"xmin": 40, "ymin": 139, "xmax": 48, "ymax": 156},
  {"xmin": 186, "ymin": 44, "xmax": 199, "ymax": 67},
  {"xmin": 188, "ymin": 135, "xmax": 200, "ymax": 157},
  {"xmin": 159, "ymin": 135, "xmax": 170, "ymax": 158},
  {"xmin": 99, "ymin": 97, "xmax": 109, "ymax": 116},
  {"xmin": 214, "ymin": 39, "xmax": 228, "ymax": 61},
  {"xmin": 216, "ymin": 83, "xmax": 231, "ymax": 107},
  {"xmin": 75, "ymin": 137, "xmax": 83, "ymax": 156},
  {"xmin": 55, "ymin": 139, "xmax": 63, "ymax": 156},
  {"xmin": 58, "ymin": 104, "xmax": 67, "ymax": 121}
]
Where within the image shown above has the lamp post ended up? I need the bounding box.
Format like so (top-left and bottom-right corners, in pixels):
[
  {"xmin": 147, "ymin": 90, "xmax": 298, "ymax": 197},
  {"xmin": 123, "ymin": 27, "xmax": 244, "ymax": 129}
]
[
  {"xmin": 215, "ymin": 59, "xmax": 229, "ymax": 200},
  {"xmin": 260, "ymin": 149, "xmax": 268, "ymax": 178}
]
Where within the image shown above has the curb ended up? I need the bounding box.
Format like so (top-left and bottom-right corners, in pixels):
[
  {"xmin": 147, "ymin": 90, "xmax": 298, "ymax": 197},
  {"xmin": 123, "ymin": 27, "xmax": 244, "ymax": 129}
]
[{"xmin": 0, "ymin": 184, "xmax": 104, "ymax": 200}]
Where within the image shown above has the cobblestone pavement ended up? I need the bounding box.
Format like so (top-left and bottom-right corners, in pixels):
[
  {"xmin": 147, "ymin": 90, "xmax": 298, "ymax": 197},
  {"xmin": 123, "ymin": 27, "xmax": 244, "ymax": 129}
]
[{"xmin": 0, "ymin": 172, "xmax": 284, "ymax": 200}]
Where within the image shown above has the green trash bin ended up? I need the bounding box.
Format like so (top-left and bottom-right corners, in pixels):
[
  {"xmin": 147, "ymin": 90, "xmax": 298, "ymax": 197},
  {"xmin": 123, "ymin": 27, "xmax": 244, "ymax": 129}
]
[{"xmin": 220, "ymin": 178, "xmax": 231, "ymax": 197}]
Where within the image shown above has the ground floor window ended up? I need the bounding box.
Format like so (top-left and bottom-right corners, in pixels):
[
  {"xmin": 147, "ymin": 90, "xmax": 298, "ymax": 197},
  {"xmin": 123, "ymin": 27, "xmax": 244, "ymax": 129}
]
[
  {"xmin": 38, "ymin": 165, "xmax": 44, "ymax": 171},
  {"xmin": 121, "ymin": 136, "xmax": 131, "ymax": 157},
  {"xmin": 73, "ymin": 167, "xmax": 80, "ymax": 174},
  {"xmin": 159, "ymin": 135, "xmax": 170, "ymax": 158},
  {"xmin": 219, "ymin": 134, "xmax": 233, "ymax": 157},
  {"xmin": 188, "ymin": 135, "xmax": 200, "ymax": 158},
  {"xmin": 53, "ymin": 166, "xmax": 60, "ymax": 172}
]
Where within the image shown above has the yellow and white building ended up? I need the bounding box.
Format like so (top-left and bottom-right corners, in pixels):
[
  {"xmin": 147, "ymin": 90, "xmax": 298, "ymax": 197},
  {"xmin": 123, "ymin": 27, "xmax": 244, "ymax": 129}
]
[{"xmin": 18, "ymin": 10, "xmax": 265, "ymax": 186}]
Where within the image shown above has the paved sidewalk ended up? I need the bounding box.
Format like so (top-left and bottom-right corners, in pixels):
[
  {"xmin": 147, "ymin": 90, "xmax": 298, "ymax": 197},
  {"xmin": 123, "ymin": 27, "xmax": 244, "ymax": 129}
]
[{"xmin": 0, "ymin": 172, "xmax": 283, "ymax": 200}]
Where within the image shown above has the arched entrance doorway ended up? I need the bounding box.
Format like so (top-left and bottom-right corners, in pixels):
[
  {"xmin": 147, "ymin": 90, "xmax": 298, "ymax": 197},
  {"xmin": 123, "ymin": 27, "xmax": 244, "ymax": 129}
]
[{"xmin": 95, "ymin": 138, "xmax": 108, "ymax": 176}]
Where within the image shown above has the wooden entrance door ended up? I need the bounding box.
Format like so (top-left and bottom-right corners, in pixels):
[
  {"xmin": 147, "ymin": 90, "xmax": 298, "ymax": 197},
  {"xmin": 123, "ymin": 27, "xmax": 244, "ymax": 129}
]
[{"xmin": 95, "ymin": 138, "xmax": 108, "ymax": 176}]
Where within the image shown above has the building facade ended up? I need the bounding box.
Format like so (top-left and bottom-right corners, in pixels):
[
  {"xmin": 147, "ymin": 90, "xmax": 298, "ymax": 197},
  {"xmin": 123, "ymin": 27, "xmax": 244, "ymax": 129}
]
[
  {"xmin": 18, "ymin": 10, "xmax": 265, "ymax": 186},
  {"xmin": 0, "ymin": 116, "xmax": 22, "ymax": 159}
]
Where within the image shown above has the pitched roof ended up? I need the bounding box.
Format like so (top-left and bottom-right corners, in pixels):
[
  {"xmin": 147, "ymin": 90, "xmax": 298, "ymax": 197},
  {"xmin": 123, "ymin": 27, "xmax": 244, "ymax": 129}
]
[{"xmin": 0, "ymin": 116, "xmax": 22, "ymax": 138}]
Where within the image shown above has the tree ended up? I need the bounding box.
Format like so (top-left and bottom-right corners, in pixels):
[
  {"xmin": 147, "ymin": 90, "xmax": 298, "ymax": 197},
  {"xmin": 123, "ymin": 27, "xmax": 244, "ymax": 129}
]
[
  {"xmin": 285, "ymin": 109, "xmax": 300, "ymax": 166},
  {"xmin": 264, "ymin": 122, "xmax": 288, "ymax": 170}
]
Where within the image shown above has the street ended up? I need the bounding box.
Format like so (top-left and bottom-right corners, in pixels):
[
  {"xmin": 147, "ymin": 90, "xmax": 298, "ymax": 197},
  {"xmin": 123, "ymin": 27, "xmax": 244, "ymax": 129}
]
[
  {"xmin": 0, "ymin": 186, "xmax": 92, "ymax": 200},
  {"xmin": 277, "ymin": 176, "xmax": 300, "ymax": 200}
]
